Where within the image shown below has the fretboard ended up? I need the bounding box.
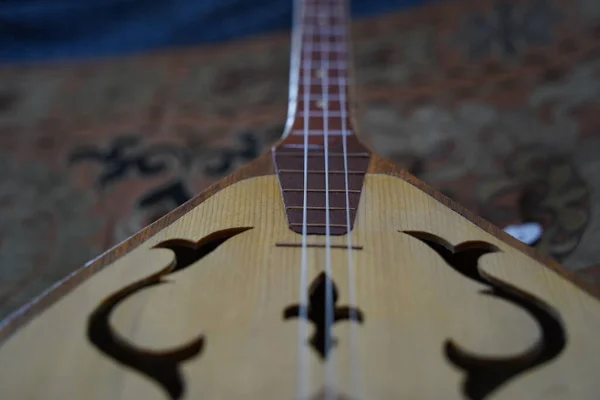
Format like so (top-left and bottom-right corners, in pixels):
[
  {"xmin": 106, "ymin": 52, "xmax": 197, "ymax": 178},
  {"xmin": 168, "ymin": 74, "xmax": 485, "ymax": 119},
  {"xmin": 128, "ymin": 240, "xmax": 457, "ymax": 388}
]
[
  {"xmin": 285, "ymin": 0, "xmax": 355, "ymax": 143},
  {"xmin": 273, "ymin": 0, "xmax": 370, "ymax": 236}
]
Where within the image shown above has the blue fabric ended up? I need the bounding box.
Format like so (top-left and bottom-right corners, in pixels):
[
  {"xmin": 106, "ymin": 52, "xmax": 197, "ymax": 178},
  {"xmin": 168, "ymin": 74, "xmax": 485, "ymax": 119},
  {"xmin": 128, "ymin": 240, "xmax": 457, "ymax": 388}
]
[{"xmin": 0, "ymin": 0, "xmax": 429, "ymax": 63}]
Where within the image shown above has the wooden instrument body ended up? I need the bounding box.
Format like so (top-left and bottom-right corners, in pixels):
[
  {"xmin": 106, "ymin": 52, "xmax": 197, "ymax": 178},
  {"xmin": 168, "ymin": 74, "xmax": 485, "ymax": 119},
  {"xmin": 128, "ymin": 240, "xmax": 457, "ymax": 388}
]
[
  {"xmin": 3, "ymin": 0, "xmax": 600, "ymax": 397},
  {"xmin": 1, "ymin": 155, "xmax": 599, "ymax": 399}
]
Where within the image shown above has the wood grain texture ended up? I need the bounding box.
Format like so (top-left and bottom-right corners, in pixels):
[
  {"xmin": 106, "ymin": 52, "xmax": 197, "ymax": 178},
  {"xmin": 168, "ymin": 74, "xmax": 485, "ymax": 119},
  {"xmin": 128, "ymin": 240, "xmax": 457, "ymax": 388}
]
[
  {"xmin": 1, "ymin": 173, "xmax": 599, "ymax": 399},
  {"xmin": 1, "ymin": 146, "xmax": 599, "ymax": 347},
  {"xmin": 367, "ymin": 153, "xmax": 600, "ymax": 301}
]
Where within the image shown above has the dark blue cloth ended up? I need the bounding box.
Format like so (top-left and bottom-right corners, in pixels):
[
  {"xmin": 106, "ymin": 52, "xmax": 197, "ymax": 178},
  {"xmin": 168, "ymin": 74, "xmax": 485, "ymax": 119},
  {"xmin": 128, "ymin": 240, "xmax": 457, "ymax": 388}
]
[{"xmin": 0, "ymin": 0, "xmax": 427, "ymax": 63}]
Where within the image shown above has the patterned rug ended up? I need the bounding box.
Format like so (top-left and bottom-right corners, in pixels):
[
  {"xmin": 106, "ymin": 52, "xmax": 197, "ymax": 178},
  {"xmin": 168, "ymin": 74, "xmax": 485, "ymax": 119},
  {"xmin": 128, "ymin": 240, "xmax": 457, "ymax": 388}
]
[{"xmin": 1, "ymin": 0, "xmax": 600, "ymax": 320}]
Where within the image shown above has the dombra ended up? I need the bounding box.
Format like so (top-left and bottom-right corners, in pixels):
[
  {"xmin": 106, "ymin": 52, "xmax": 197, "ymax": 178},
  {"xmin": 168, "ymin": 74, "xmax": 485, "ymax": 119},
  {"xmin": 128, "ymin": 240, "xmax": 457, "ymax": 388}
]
[{"xmin": 1, "ymin": 0, "xmax": 600, "ymax": 399}]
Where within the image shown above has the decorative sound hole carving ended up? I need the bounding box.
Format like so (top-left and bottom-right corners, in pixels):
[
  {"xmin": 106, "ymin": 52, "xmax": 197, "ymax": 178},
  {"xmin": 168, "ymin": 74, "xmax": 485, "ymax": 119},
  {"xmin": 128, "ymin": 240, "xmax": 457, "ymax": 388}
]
[
  {"xmin": 403, "ymin": 231, "xmax": 566, "ymax": 400},
  {"xmin": 87, "ymin": 227, "xmax": 252, "ymax": 400},
  {"xmin": 284, "ymin": 272, "xmax": 364, "ymax": 359}
]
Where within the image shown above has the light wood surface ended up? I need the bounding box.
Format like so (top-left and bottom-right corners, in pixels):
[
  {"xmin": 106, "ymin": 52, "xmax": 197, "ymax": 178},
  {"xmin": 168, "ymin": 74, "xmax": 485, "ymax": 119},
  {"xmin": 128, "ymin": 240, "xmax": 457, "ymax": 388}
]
[{"xmin": 1, "ymin": 173, "xmax": 599, "ymax": 399}]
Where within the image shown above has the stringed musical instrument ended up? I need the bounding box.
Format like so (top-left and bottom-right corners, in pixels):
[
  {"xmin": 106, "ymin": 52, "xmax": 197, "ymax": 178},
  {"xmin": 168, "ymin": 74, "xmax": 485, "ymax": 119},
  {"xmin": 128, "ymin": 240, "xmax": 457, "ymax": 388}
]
[{"xmin": 1, "ymin": 0, "xmax": 600, "ymax": 399}]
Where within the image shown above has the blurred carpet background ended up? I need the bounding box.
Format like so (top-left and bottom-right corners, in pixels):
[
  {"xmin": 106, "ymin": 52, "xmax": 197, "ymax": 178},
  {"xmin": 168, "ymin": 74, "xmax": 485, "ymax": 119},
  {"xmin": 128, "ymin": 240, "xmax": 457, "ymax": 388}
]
[{"xmin": 1, "ymin": 0, "xmax": 600, "ymax": 319}]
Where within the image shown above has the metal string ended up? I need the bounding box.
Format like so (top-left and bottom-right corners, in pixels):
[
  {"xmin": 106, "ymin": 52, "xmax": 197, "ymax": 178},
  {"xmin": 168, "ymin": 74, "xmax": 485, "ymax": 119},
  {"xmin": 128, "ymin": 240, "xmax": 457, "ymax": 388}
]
[
  {"xmin": 297, "ymin": 0, "xmax": 311, "ymax": 397},
  {"xmin": 319, "ymin": 2, "xmax": 336, "ymax": 399},
  {"xmin": 335, "ymin": 0, "xmax": 363, "ymax": 396}
]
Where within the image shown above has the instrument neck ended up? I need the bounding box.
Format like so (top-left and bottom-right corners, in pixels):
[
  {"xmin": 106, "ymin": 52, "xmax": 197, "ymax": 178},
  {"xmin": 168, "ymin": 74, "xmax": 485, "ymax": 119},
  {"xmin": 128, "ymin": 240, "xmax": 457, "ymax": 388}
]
[{"xmin": 282, "ymin": 0, "xmax": 355, "ymax": 146}]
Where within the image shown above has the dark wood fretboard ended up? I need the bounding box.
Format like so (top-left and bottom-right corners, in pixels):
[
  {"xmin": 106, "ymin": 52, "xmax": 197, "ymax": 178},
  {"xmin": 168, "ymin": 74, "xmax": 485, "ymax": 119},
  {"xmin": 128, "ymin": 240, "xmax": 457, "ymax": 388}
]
[{"xmin": 273, "ymin": 0, "xmax": 370, "ymax": 236}]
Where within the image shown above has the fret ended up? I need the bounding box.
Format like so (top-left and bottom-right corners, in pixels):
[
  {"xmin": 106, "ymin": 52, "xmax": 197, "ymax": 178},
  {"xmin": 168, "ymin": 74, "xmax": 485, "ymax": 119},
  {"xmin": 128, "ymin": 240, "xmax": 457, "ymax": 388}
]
[
  {"xmin": 303, "ymin": 26, "xmax": 346, "ymax": 36},
  {"xmin": 302, "ymin": 43, "xmax": 347, "ymax": 53},
  {"xmin": 296, "ymin": 115, "xmax": 349, "ymax": 125},
  {"xmin": 273, "ymin": 0, "xmax": 370, "ymax": 236},
  {"xmin": 283, "ymin": 189, "xmax": 361, "ymax": 194},
  {"xmin": 292, "ymin": 118, "xmax": 352, "ymax": 131},
  {"xmin": 281, "ymin": 190, "xmax": 363, "ymax": 200},
  {"xmin": 297, "ymin": 100, "xmax": 345, "ymax": 111},
  {"xmin": 302, "ymin": 35, "xmax": 346, "ymax": 47},
  {"xmin": 297, "ymin": 72, "xmax": 347, "ymax": 83},
  {"xmin": 302, "ymin": 18, "xmax": 346, "ymax": 27},
  {"xmin": 284, "ymin": 0, "xmax": 356, "ymax": 141},
  {"xmin": 278, "ymin": 169, "xmax": 365, "ymax": 175},
  {"xmin": 276, "ymin": 147, "xmax": 369, "ymax": 162},
  {"xmin": 302, "ymin": 76, "xmax": 347, "ymax": 85},
  {"xmin": 302, "ymin": 9, "xmax": 346, "ymax": 18},
  {"xmin": 301, "ymin": 95, "xmax": 346, "ymax": 104},
  {"xmin": 279, "ymin": 174, "xmax": 366, "ymax": 194},
  {"xmin": 302, "ymin": 52, "xmax": 346, "ymax": 63},
  {"xmin": 297, "ymin": 84, "xmax": 347, "ymax": 97},
  {"xmin": 297, "ymin": 111, "xmax": 345, "ymax": 117},
  {"xmin": 274, "ymin": 152, "xmax": 370, "ymax": 157},
  {"xmin": 290, "ymin": 129, "xmax": 352, "ymax": 136},
  {"xmin": 284, "ymin": 206, "xmax": 357, "ymax": 210},
  {"xmin": 302, "ymin": 61, "xmax": 347, "ymax": 70},
  {"xmin": 303, "ymin": 7, "xmax": 346, "ymax": 17},
  {"xmin": 278, "ymin": 155, "xmax": 366, "ymax": 175},
  {"xmin": 304, "ymin": 22, "xmax": 347, "ymax": 30},
  {"xmin": 280, "ymin": 143, "xmax": 324, "ymax": 149},
  {"xmin": 296, "ymin": 94, "xmax": 344, "ymax": 101}
]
